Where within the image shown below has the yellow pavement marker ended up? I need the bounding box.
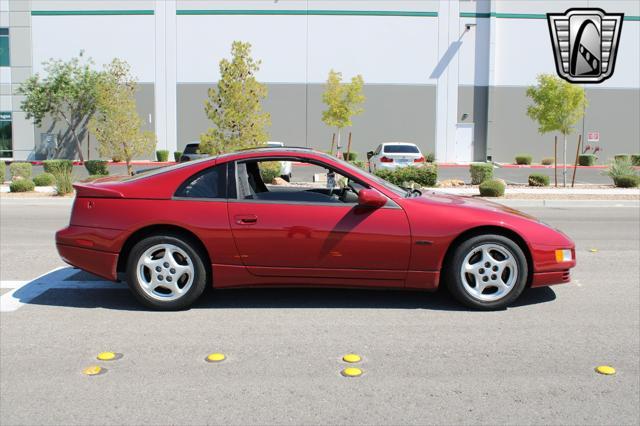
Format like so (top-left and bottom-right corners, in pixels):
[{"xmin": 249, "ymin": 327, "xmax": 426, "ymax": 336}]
[
  {"xmin": 595, "ymin": 365, "xmax": 616, "ymax": 375},
  {"xmin": 589, "ymin": 248, "xmax": 598, "ymax": 253},
  {"xmin": 82, "ymin": 365, "xmax": 104, "ymax": 376},
  {"xmin": 342, "ymin": 354, "xmax": 362, "ymax": 363},
  {"xmin": 341, "ymin": 367, "xmax": 363, "ymax": 377},
  {"xmin": 96, "ymin": 351, "xmax": 118, "ymax": 361},
  {"xmin": 205, "ymin": 353, "xmax": 226, "ymax": 363}
]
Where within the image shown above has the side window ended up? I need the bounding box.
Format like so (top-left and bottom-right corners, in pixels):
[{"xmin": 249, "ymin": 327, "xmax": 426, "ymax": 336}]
[{"xmin": 175, "ymin": 164, "xmax": 227, "ymax": 199}]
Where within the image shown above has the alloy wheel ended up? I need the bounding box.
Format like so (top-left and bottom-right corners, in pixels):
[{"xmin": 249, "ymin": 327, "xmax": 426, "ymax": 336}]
[
  {"xmin": 459, "ymin": 243, "xmax": 519, "ymax": 302},
  {"xmin": 136, "ymin": 243, "xmax": 195, "ymax": 301}
]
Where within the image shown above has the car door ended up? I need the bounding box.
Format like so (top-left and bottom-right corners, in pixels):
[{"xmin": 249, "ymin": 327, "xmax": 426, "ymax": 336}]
[{"xmin": 227, "ymin": 158, "xmax": 411, "ymax": 286}]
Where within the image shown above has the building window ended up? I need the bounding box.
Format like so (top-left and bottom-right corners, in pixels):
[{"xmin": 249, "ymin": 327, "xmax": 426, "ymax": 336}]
[
  {"xmin": 0, "ymin": 112, "xmax": 12, "ymax": 158},
  {"xmin": 0, "ymin": 28, "xmax": 9, "ymax": 67}
]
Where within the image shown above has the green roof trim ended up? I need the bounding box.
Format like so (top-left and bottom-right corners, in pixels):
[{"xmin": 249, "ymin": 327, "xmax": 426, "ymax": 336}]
[
  {"xmin": 461, "ymin": 12, "xmax": 640, "ymax": 21},
  {"xmin": 177, "ymin": 10, "xmax": 437, "ymax": 17},
  {"xmin": 31, "ymin": 10, "xmax": 155, "ymax": 16}
]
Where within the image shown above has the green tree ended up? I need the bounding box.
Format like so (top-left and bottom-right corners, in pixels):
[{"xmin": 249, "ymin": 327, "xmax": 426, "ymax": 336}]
[
  {"xmin": 18, "ymin": 52, "xmax": 101, "ymax": 162},
  {"xmin": 89, "ymin": 59, "xmax": 156, "ymax": 176},
  {"xmin": 321, "ymin": 70, "xmax": 365, "ymax": 157},
  {"xmin": 200, "ymin": 41, "xmax": 270, "ymax": 155},
  {"xmin": 526, "ymin": 74, "xmax": 587, "ymax": 186}
]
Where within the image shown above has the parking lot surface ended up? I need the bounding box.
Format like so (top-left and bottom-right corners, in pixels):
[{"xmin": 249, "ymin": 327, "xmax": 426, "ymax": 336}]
[{"xmin": 1, "ymin": 200, "xmax": 638, "ymax": 425}]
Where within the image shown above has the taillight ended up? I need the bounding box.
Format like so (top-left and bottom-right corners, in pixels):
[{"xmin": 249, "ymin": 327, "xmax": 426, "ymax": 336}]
[
  {"xmin": 380, "ymin": 156, "xmax": 394, "ymax": 163},
  {"xmin": 414, "ymin": 156, "xmax": 425, "ymax": 163}
]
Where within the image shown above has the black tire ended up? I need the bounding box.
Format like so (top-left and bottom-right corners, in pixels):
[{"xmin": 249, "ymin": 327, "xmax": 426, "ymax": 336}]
[
  {"xmin": 445, "ymin": 234, "xmax": 528, "ymax": 310},
  {"xmin": 126, "ymin": 234, "xmax": 208, "ymax": 310}
]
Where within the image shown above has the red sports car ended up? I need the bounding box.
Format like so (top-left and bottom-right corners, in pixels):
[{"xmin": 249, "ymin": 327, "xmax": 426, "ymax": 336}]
[{"xmin": 56, "ymin": 148, "xmax": 576, "ymax": 310}]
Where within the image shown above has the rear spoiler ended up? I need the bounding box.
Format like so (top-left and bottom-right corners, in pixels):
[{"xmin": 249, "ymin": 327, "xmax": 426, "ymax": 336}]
[{"xmin": 73, "ymin": 183, "xmax": 124, "ymax": 198}]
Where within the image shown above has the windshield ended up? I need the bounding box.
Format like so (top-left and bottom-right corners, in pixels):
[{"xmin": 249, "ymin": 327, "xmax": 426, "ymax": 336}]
[{"xmin": 383, "ymin": 145, "xmax": 420, "ymax": 154}]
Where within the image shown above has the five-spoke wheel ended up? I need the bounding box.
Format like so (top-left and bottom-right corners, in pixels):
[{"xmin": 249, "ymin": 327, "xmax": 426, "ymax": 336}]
[{"xmin": 447, "ymin": 234, "xmax": 528, "ymax": 310}]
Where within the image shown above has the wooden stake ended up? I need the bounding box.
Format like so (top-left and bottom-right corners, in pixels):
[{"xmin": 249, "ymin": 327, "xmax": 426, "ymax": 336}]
[
  {"xmin": 330, "ymin": 133, "xmax": 335, "ymax": 155},
  {"xmin": 554, "ymin": 135, "xmax": 558, "ymax": 188},
  {"xmin": 571, "ymin": 134, "xmax": 582, "ymax": 187},
  {"xmin": 346, "ymin": 132, "xmax": 352, "ymax": 161}
]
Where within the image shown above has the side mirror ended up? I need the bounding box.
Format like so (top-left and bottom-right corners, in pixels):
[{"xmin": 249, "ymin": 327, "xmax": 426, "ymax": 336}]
[
  {"xmin": 357, "ymin": 189, "xmax": 387, "ymax": 208},
  {"xmin": 366, "ymin": 151, "xmax": 374, "ymax": 160}
]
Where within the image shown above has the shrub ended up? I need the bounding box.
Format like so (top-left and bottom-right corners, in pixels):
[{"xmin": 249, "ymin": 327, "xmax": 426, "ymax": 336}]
[
  {"xmin": 528, "ymin": 173, "xmax": 550, "ymax": 187},
  {"xmin": 578, "ymin": 154, "xmax": 596, "ymax": 166},
  {"xmin": 53, "ymin": 170, "xmax": 74, "ymax": 195},
  {"xmin": 259, "ymin": 161, "xmax": 281, "ymax": 183},
  {"xmin": 469, "ymin": 162, "xmax": 494, "ymax": 184},
  {"xmin": 614, "ymin": 154, "xmax": 630, "ymax": 163},
  {"xmin": 604, "ymin": 158, "xmax": 639, "ymax": 188},
  {"xmin": 10, "ymin": 179, "xmax": 35, "ymax": 192},
  {"xmin": 33, "ymin": 173, "xmax": 56, "ymax": 186},
  {"xmin": 425, "ymin": 152, "xmax": 436, "ymax": 163},
  {"xmin": 156, "ymin": 150, "xmax": 170, "ymax": 162},
  {"xmin": 479, "ymin": 179, "xmax": 506, "ymax": 197},
  {"xmin": 43, "ymin": 159, "xmax": 73, "ymax": 174},
  {"xmin": 631, "ymin": 154, "xmax": 640, "ymax": 166},
  {"xmin": 82, "ymin": 174, "xmax": 110, "ymax": 182},
  {"xmin": 111, "ymin": 155, "xmax": 123, "ymax": 162},
  {"xmin": 343, "ymin": 152, "xmax": 358, "ymax": 161},
  {"xmin": 84, "ymin": 160, "xmax": 109, "ymax": 176},
  {"xmin": 349, "ymin": 160, "xmax": 365, "ymax": 169},
  {"xmin": 613, "ymin": 175, "xmax": 639, "ymax": 188},
  {"xmin": 9, "ymin": 162, "xmax": 32, "ymax": 179},
  {"xmin": 174, "ymin": 151, "xmax": 183, "ymax": 162},
  {"xmin": 375, "ymin": 164, "xmax": 438, "ymax": 187},
  {"xmin": 0, "ymin": 160, "xmax": 5, "ymax": 182},
  {"xmin": 541, "ymin": 157, "xmax": 554, "ymax": 165},
  {"xmin": 515, "ymin": 154, "xmax": 533, "ymax": 165}
]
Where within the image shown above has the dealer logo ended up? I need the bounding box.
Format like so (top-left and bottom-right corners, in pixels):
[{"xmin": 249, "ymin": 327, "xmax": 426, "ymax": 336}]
[{"xmin": 547, "ymin": 8, "xmax": 623, "ymax": 83}]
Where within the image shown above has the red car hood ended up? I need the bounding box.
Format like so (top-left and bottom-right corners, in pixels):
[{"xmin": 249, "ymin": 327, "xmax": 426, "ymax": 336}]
[{"xmin": 407, "ymin": 190, "xmax": 539, "ymax": 221}]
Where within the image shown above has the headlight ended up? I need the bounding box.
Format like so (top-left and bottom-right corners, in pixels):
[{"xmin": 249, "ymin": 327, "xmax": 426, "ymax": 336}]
[{"xmin": 555, "ymin": 249, "xmax": 573, "ymax": 263}]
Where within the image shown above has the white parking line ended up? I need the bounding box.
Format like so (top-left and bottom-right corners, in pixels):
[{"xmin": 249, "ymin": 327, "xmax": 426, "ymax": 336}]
[{"xmin": 0, "ymin": 267, "xmax": 126, "ymax": 313}]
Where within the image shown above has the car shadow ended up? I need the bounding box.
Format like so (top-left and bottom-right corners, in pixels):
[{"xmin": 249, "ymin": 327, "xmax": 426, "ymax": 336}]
[{"xmin": 10, "ymin": 268, "xmax": 557, "ymax": 312}]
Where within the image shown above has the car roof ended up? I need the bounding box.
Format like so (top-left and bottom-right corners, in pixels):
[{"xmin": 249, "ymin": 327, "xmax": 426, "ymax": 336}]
[{"xmin": 381, "ymin": 142, "xmax": 418, "ymax": 146}]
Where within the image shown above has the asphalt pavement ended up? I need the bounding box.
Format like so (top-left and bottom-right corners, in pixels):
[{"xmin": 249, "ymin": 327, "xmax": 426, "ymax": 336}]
[{"xmin": 0, "ymin": 200, "xmax": 638, "ymax": 425}]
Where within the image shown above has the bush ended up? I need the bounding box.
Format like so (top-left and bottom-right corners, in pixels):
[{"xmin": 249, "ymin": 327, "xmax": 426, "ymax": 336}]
[
  {"xmin": 156, "ymin": 150, "xmax": 170, "ymax": 162},
  {"xmin": 343, "ymin": 152, "xmax": 358, "ymax": 161},
  {"xmin": 82, "ymin": 175, "xmax": 110, "ymax": 182},
  {"xmin": 479, "ymin": 179, "xmax": 506, "ymax": 197},
  {"xmin": 10, "ymin": 179, "xmax": 35, "ymax": 192},
  {"xmin": 174, "ymin": 151, "xmax": 183, "ymax": 162},
  {"xmin": 631, "ymin": 155, "xmax": 640, "ymax": 166},
  {"xmin": 9, "ymin": 162, "xmax": 32, "ymax": 179},
  {"xmin": 541, "ymin": 157, "xmax": 554, "ymax": 165},
  {"xmin": 578, "ymin": 154, "xmax": 596, "ymax": 166},
  {"xmin": 614, "ymin": 154, "xmax": 630, "ymax": 163},
  {"xmin": 515, "ymin": 154, "xmax": 533, "ymax": 165},
  {"xmin": 349, "ymin": 160, "xmax": 365, "ymax": 169},
  {"xmin": 53, "ymin": 170, "xmax": 74, "ymax": 195},
  {"xmin": 375, "ymin": 164, "xmax": 438, "ymax": 187},
  {"xmin": 613, "ymin": 175, "xmax": 639, "ymax": 188},
  {"xmin": 84, "ymin": 160, "xmax": 109, "ymax": 176},
  {"xmin": 469, "ymin": 163, "xmax": 494, "ymax": 184},
  {"xmin": 604, "ymin": 158, "xmax": 639, "ymax": 188},
  {"xmin": 425, "ymin": 152, "xmax": 436, "ymax": 163},
  {"xmin": 259, "ymin": 161, "xmax": 281, "ymax": 183},
  {"xmin": 43, "ymin": 159, "xmax": 73, "ymax": 174},
  {"xmin": 111, "ymin": 155, "xmax": 123, "ymax": 162},
  {"xmin": 528, "ymin": 173, "xmax": 550, "ymax": 187},
  {"xmin": 33, "ymin": 173, "xmax": 56, "ymax": 186},
  {"xmin": 0, "ymin": 160, "xmax": 5, "ymax": 182}
]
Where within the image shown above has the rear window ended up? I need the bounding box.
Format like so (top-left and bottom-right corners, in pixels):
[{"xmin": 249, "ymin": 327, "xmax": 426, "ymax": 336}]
[
  {"xmin": 183, "ymin": 144, "xmax": 199, "ymax": 154},
  {"xmin": 383, "ymin": 145, "xmax": 420, "ymax": 154},
  {"xmin": 175, "ymin": 164, "xmax": 227, "ymax": 199}
]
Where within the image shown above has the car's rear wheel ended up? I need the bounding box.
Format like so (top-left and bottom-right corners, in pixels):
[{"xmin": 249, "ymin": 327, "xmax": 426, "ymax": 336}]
[
  {"xmin": 126, "ymin": 234, "xmax": 207, "ymax": 310},
  {"xmin": 446, "ymin": 234, "xmax": 528, "ymax": 310}
]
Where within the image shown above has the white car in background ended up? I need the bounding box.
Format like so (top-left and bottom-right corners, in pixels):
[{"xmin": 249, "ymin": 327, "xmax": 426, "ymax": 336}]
[
  {"xmin": 266, "ymin": 141, "xmax": 293, "ymax": 181},
  {"xmin": 367, "ymin": 142, "xmax": 425, "ymax": 173}
]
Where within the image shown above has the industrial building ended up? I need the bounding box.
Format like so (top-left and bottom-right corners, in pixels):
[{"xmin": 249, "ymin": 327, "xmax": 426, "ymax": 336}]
[{"xmin": 1, "ymin": 0, "xmax": 639, "ymax": 163}]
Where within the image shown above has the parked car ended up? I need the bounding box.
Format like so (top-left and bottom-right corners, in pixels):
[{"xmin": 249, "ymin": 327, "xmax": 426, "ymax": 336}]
[
  {"xmin": 367, "ymin": 142, "xmax": 425, "ymax": 173},
  {"xmin": 266, "ymin": 141, "xmax": 293, "ymax": 181},
  {"xmin": 179, "ymin": 142, "xmax": 209, "ymax": 162},
  {"xmin": 57, "ymin": 147, "xmax": 575, "ymax": 311}
]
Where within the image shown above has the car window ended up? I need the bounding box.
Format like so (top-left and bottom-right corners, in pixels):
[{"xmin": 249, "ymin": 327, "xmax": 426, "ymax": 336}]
[
  {"xmin": 183, "ymin": 144, "xmax": 199, "ymax": 154},
  {"xmin": 234, "ymin": 158, "xmax": 363, "ymax": 204},
  {"xmin": 175, "ymin": 164, "xmax": 227, "ymax": 199},
  {"xmin": 383, "ymin": 145, "xmax": 420, "ymax": 154}
]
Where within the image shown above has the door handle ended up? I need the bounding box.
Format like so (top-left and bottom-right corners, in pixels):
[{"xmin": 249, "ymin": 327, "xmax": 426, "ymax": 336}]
[{"xmin": 235, "ymin": 214, "xmax": 258, "ymax": 225}]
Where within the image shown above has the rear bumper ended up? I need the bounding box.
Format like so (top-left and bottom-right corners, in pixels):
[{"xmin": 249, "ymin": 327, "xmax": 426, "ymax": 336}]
[
  {"xmin": 56, "ymin": 244, "xmax": 119, "ymax": 281},
  {"xmin": 530, "ymin": 270, "xmax": 571, "ymax": 288}
]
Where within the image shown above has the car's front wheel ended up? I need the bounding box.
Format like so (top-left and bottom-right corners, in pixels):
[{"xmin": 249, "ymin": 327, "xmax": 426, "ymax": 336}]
[
  {"xmin": 126, "ymin": 234, "xmax": 208, "ymax": 310},
  {"xmin": 446, "ymin": 234, "xmax": 528, "ymax": 310}
]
